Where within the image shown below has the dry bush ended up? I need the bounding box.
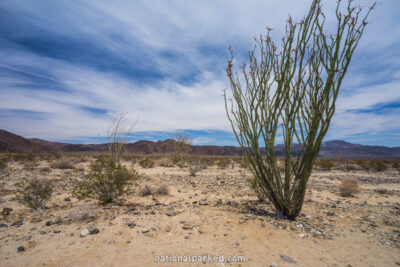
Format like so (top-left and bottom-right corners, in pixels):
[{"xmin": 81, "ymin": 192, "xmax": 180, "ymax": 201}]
[
  {"xmin": 23, "ymin": 161, "xmax": 37, "ymax": 170},
  {"xmin": 0, "ymin": 157, "xmax": 8, "ymax": 170},
  {"xmin": 155, "ymin": 184, "xmax": 170, "ymax": 195},
  {"xmin": 189, "ymin": 164, "xmax": 202, "ymax": 177},
  {"xmin": 72, "ymin": 157, "xmax": 137, "ymax": 203},
  {"xmin": 15, "ymin": 178, "xmax": 53, "ymax": 210},
  {"xmin": 392, "ymin": 162, "xmax": 400, "ymax": 169},
  {"xmin": 139, "ymin": 183, "xmax": 170, "ymax": 196},
  {"xmin": 339, "ymin": 179, "xmax": 360, "ymax": 197},
  {"xmin": 139, "ymin": 183, "xmax": 153, "ymax": 196},
  {"xmin": 51, "ymin": 159, "xmax": 75, "ymax": 169},
  {"xmin": 158, "ymin": 157, "xmax": 174, "ymax": 167},
  {"xmin": 217, "ymin": 158, "xmax": 230, "ymax": 169},
  {"xmin": 372, "ymin": 160, "xmax": 387, "ymax": 172},
  {"xmin": 139, "ymin": 157, "xmax": 155, "ymax": 168},
  {"xmin": 315, "ymin": 159, "xmax": 335, "ymax": 170}
]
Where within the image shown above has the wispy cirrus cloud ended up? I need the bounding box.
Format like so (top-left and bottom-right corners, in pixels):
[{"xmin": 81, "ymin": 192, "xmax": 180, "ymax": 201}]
[{"xmin": 0, "ymin": 0, "xmax": 399, "ymax": 146}]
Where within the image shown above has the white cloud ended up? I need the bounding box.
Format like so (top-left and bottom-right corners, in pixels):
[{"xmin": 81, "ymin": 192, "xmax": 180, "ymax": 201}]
[{"xmin": 0, "ymin": 0, "xmax": 399, "ymax": 145}]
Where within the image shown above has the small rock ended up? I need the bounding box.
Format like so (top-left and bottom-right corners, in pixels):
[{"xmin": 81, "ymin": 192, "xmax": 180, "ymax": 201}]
[
  {"xmin": 280, "ymin": 255, "xmax": 296, "ymax": 265},
  {"xmin": 0, "ymin": 224, "xmax": 8, "ymax": 228},
  {"xmin": 270, "ymin": 264, "xmax": 278, "ymax": 267},
  {"xmin": 45, "ymin": 221, "xmax": 52, "ymax": 226},
  {"xmin": 127, "ymin": 222, "xmax": 136, "ymax": 228},
  {"xmin": 89, "ymin": 228, "xmax": 99, "ymax": 235},
  {"xmin": 166, "ymin": 211, "xmax": 177, "ymax": 216},
  {"xmin": 182, "ymin": 223, "xmax": 193, "ymax": 230},
  {"xmin": 2, "ymin": 207, "xmax": 12, "ymax": 216},
  {"xmin": 11, "ymin": 220, "xmax": 23, "ymax": 227},
  {"xmin": 80, "ymin": 229, "xmax": 89, "ymax": 237},
  {"xmin": 142, "ymin": 229, "xmax": 150, "ymax": 233},
  {"xmin": 199, "ymin": 199, "xmax": 209, "ymax": 205},
  {"xmin": 64, "ymin": 197, "xmax": 71, "ymax": 202},
  {"xmin": 17, "ymin": 246, "xmax": 25, "ymax": 253}
]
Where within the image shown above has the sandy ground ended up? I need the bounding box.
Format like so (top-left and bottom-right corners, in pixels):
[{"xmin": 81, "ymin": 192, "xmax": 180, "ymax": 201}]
[{"xmin": 0, "ymin": 156, "xmax": 399, "ymax": 267}]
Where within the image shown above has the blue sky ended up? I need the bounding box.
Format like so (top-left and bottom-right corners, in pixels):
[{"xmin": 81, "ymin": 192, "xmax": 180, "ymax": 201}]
[{"xmin": 0, "ymin": 0, "xmax": 399, "ymax": 147}]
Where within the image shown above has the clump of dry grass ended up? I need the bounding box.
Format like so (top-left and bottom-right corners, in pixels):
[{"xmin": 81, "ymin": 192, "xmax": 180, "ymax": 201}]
[
  {"xmin": 158, "ymin": 157, "xmax": 174, "ymax": 167},
  {"xmin": 315, "ymin": 159, "xmax": 335, "ymax": 170},
  {"xmin": 139, "ymin": 157, "xmax": 155, "ymax": 168},
  {"xmin": 339, "ymin": 179, "xmax": 360, "ymax": 197},
  {"xmin": 51, "ymin": 159, "xmax": 75, "ymax": 169},
  {"xmin": 139, "ymin": 183, "xmax": 170, "ymax": 196}
]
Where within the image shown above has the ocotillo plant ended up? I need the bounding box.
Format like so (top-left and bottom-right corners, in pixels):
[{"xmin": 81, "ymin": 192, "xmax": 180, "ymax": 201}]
[{"xmin": 224, "ymin": 0, "xmax": 375, "ymax": 219}]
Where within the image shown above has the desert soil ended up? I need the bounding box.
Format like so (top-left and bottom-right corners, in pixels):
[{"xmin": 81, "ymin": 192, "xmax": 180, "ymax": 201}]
[{"xmin": 0, "ymin": 157, "xmax": 399, "ymax": 267}]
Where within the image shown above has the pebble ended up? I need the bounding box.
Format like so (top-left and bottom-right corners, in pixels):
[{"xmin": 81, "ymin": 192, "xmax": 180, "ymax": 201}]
[
  {"xmin": 280, "ymin": 255, "xmax": 296, "ymax": 265},
  {"xmin": 80, "ymin": 229, "xmax": 89, "ymax": 237},
  {"xmin": 17, "ymin": 246, "xmax": 25, "ymax": 253},
  {"xmin": 89, "ymin": 228, "xmax": 99, "ymax": 235}
]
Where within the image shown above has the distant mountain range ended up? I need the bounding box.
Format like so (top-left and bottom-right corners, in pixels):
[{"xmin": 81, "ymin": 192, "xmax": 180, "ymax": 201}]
[{"xmin": 1, "ymin": 129, "xmax": 399, "ymax": 158}]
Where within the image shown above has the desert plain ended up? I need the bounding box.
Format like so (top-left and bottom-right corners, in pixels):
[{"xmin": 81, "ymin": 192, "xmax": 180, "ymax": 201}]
[{"xmin": 0, "ymin": 155, "xmax": 399, "ymax": 267}]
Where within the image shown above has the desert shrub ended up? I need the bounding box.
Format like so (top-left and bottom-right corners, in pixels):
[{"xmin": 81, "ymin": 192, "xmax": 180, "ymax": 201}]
[
  {"xmin": 23, "ymin": 161, "xmax": 37, "ymax": 170},
  {"xmin": 217, "ymin": 158, "xmax": 230, "ymax": 169},
  {"xmin": 12, "ymin": 153, "xmax": 36, "ymax": 162},
  {"xmin": 15, "ymin": 178, "xmax": 53, "ymax": 210},
  {"xmin": 51, "ymin": 159, "xmax": 75, "ymax": 169},
  {"xmin": 189, "ymin": 164, "xmax": 203, "ymax": 177},
  {"xmin": 139, "ymin": 183, "xmax": 170, "ymax": 196},
  {"xmin": 339, "ymin": 179, "xmax": 360, "ymax": 197},
  {"xmin": 248, "ymin": 177, "xmax": 266, "ymax": 202},
  {"xmin": 139, "ymin": 157, "xmax": 155, "ymax": 168},
  {"xmin": 158, "ymin": 157, "xmax": 174, "ymax": 167},
  {"xmin": 373, "ymin": 161, "xmax": 387, "ymax": 172},
  {"xmin": 139, "ymin": 183, "xmax": 153, "ymax": 196},
  {"xmin": 392, "ymin": 162, "xmax": 400, "ymax": 169},
  {"xmin": 316, "ymin": 159, "xmax": 335, "ymax": 171},
  {"xmin": 0, "ymin": 158, "xmax": 8, "ymax": 170},
  {"xmin": 72, "ymin": 157, "xmax": 137, "ymax": 203},
  {"xmin": 355, "ymin": 159, "xmax": 370, "ymax": 171},
  {"xmin": 155, "ymin": 184, "xmax": 170, "ymax": 195}
]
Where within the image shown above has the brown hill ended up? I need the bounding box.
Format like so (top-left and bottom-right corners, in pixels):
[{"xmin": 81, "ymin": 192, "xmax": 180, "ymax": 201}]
[
  {"xmin": 0, "ymin": 130, "xmax": 54, "ymax": 153},
  {"xmin": 0, "ymin": 129, "xmax": 399, "ymax": 158}
]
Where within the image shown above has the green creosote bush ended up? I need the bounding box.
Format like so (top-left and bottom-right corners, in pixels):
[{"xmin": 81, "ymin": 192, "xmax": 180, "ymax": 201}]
[
  {"xmin": 72, "ymin": 157, "xmax": 138, "ymax": 204},
  {"xmin": 15, "ymin": 178, "xmax": 53, "ymax": 210},
  {"xmin": 139, "ymin": 157, "xmax": 155, "ymax": 168}
]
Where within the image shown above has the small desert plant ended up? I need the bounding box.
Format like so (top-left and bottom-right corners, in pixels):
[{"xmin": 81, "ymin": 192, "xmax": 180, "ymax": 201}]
[
  {"xmin": 189, "ymin": 163, "xmax": 203, "ymax": 177},
  {"xmin": 392, "ymin": 162, "xmax": 400, "ymax": 169},
  {"xmin": 339, "ymin": 179, "xmax": 360, "ymax": 197},
  {"xmin": 139, "ymin": 183, "xmax": 154, "ymax": 196},
  {"xmin": 155, "ymin": 184, "xmax": 170, "ymax": 195},
  {"xmin": 373, "ymin": 161, "xmax": 387, "ymax": 172},
  {"xmin": 72, "ymin": 157, "xmax": 137, "ymax": 203},
  {"xmin": 15, "ymin": 178, "xmax": 53, "ymax": 210},
  {"xmin": 139, "ymin": 157, "xmax": 155, "ymax": 168},
  {"xmin": 51, "ymin": 159, "xmax": 75, "ymax": 169},
  {"xmin": 216, "ymin": 158, "xmax": 230, "ymax": 169},
  {"xmin": 0, "ymin": 157, "xmax": 8, "ymax": 170},
  {"xmin": 174, "ymin": 132, "xmax": 191, "ymax": 165},
  {"xmin": 158, "ymin": 157, "xmax": 174, "ymax": 167},
  {"xmin": 316, "ymin": 159, "xmax": 335, "ymax": 171}
]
